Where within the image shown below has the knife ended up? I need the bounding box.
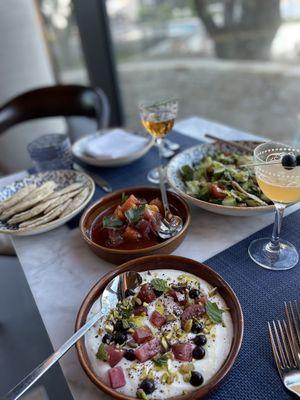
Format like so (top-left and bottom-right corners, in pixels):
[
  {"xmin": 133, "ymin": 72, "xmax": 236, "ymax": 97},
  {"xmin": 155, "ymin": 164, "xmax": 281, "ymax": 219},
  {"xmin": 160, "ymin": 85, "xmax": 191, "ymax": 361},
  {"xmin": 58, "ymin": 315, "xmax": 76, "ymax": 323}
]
[{"xmin": 73, "ymin": 163, "xmax": 112, "ymax": 193}]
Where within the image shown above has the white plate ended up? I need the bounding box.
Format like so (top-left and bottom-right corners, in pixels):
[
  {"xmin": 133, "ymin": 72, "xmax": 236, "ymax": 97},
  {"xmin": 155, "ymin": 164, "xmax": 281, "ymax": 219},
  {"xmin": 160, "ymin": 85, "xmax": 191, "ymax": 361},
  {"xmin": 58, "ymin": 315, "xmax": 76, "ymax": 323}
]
[
  {"xmin": 0, "ymin": 170, "xmax": 95, "ymax": 236},
  {"xmin": 167, "ymin": 141, "xmax": 275, "ymax": 217},
  {"xmin": 72, "ymin": 131, "xmax": 154, "ymax": 167}
]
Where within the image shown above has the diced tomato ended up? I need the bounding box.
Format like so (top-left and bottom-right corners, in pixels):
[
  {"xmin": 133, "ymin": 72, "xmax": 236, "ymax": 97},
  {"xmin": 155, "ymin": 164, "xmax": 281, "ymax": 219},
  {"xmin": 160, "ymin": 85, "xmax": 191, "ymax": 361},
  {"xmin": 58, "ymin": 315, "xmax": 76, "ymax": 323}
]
[
  {"xmin": 132, "ymin": 326, "xmax": 153, "ymax": 344},
  {"xmin": 149, "ymin": 198, "xmax": 164, "ymax": 214},
  {"xmin": 108, "ymin": 366, "xmax": 126, "ymax": 389},
  {"xmin": 123, "ymin": 226, "xmax": 140, "ymax": 242},
  {"xmin": 150, "ymin": 310, "xmax": 166, "ymax": 328},
  {"xmin": 168, "ymin": 290, "xmax": 186, "ymax": 305},
  {"xmin": 138, "ymin": 283, "xmax": 156, "ymax": 303},
  {"xmin": 121, "ymin": 194, "xmax": 139, "ymax": 213},
  {"xmin": 209, "ymin": 184, "xmax": 227, "ymax": 200},
  {"xmin": 133, "ymin": 305, "xmax": 148, "ymax": 316},
  {"xmin": 134, "ymin": 338, "xmax": 162, "ymax": 363},
  {"xmin": 181, "ymin": 304, "xmax": 205, "ymax": 326},
  {"xmin": 105, "ymin": 345, "xmax": 124, "ymax": 367},
  {"xmin": 172, "ymin": 343, "xmax": 194, "ymax": 362},
  {"xmin": 113, "ymin": 205, "xmax": 125, "ymax": 221}
]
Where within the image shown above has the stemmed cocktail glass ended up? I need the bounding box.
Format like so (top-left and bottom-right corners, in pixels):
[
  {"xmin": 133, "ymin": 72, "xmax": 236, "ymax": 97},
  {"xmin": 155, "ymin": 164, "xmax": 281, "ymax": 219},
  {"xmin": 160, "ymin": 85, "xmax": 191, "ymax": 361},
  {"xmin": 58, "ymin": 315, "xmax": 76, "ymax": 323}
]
[
  {"xmin": 248, "ymin": 142, "xmax": 300, "ymax": 270},
  {"xmin": 139, "ymin": 99, "xmax": 182, "ymax": 238}
]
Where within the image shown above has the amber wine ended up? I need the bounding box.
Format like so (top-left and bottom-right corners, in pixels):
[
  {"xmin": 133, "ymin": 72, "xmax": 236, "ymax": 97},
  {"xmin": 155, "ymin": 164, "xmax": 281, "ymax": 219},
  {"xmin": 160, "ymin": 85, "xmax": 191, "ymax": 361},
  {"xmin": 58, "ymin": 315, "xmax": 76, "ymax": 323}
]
[
  {"xmin": 257, "ymin": 164, "xmax": 300, "ymax": 204},
  {"xmin": 142, "ymin": 118, "xmax": 174, "ymax": 138}
]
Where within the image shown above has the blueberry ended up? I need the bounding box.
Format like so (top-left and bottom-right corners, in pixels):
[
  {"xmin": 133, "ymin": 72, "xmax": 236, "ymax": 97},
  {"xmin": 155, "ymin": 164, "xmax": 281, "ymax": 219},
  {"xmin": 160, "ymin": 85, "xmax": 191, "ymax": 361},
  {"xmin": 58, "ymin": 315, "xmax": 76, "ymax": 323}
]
[
  {"xmin": 189, "ymin": 289, "xmax": 200, "ymax": 299},
  {"xmin": 296, "ymin": 155, "xmax": 300, "ymax": 166},
  {"xmin": 125, "ymin": 288, "xmax": 135, "ymax": 297},
  {"xmin": 124, "ymin": 349, "xmax": 135, "ymax": 361},
  {"xmin": 191, "ymin": 321, "xmax": 204, "ymax": 334},
  {"xmin": 114, "ymin": 332, "xmax": 127, "ymax": 345},
  {"xmin": 102, "ymin": 333, "xmax": 113, "ymax": 344},
  {"xmin": 139, "ymin": 378, "xmax": 156, "ymax": 394},
  {"xmin": 190, "ymin": 371, "xmax": 204, "ymax": 387},
  {"xmin": 193, "ymin": 334, "xmax": 207, "ymax": 346},
  {"xmin": 192, "ymin": 346, "xmax": 205, "ymax": 360},
  {"xmin": 282, "ymin": 154, "xmax": 296, "ymax": 170}
]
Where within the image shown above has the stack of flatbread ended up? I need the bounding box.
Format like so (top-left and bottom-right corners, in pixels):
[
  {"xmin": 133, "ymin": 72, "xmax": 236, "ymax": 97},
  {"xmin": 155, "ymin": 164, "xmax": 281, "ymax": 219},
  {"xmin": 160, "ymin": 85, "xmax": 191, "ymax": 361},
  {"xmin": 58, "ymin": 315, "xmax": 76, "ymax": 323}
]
[{"xmin": 0, "ymin": 181, "xmax": 90, "ymax": 230}]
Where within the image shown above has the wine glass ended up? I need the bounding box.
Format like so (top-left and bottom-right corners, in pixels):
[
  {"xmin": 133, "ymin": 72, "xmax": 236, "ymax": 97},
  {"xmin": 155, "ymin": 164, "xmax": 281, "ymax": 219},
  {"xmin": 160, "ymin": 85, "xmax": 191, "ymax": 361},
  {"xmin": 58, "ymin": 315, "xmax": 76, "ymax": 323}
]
[
  {"xmin": 139, "ymin": 99, "xmax": 182, "ymax": 238},
  {"xmin": 140, "ymin": 99, "xmax": 178, "ymax": 184},
  {"xmin": 248, "ymin": 141, "xmax": 300, "ymax": 270}
]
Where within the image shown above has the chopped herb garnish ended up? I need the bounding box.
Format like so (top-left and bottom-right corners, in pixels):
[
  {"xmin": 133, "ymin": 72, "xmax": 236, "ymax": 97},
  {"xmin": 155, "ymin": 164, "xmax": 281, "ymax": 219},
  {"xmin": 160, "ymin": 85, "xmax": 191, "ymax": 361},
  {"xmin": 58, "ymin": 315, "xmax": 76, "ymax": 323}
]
[
  {"xmin": 153, "ymin": 354, "xmax": 169, "ymax": 367},
  {"xmin": 102, "ymin": 215, "xmax": 123, "ymax": 229},
  {"xmin": 96, "ymin": 343, "xmax": 108, "ymax": 361},
  {"xmin": 121, "ymin": 192, "xmax": 129, "ymax": 203},
  {"xmin": 206, "ymin": 300, "xmax": 224, "ymax": 324},
  {"xmin": 125, "ymin": 205, "xmax": 145, "ymax": 224},
  {"xmin": 116, "ymin": 299, "xmax": 133, "ymax": 319},
  {"xmin": 151, "ymin": 278, "xmax": 169, "ymax": 293}
]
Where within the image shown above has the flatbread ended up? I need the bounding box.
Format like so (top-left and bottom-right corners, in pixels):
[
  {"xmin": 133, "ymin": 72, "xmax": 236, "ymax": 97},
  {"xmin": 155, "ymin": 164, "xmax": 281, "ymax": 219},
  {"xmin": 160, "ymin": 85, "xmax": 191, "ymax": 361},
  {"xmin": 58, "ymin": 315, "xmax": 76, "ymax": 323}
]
[
  {"xmin": 7, "ymin": 198, "xmax": 58, "ymax": 225},
  {"xmin": 47, "ymin": 183, "xmax": 85, "ymax": 200},
  {"xmin": 60, "ymin": 187, "xmax": 90, "ymax": 218},
  {"xmin": 19, "ymin": 199, "xmax": 72, "ymax": 229},
  {"xmin": 0, "ymin": 184, "xmax": 36, "ymax": 212},
  {"xmin": 43, "ymin": 189, "xmax": 82, "ymax": 214},
  {"xmin": 0, "ymin": 181, "xmax": 57, "ymax": 220}
]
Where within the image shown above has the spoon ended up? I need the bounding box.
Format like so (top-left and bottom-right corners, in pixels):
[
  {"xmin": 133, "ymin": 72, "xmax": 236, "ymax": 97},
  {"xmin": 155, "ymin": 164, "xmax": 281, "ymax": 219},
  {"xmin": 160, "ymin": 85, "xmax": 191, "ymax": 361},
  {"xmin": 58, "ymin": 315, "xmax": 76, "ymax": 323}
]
[
  {"xmin": 2, "ymin": 271, "xmax": 142, "ymax": 400},
  {"xmin": 157, "ymin": 163, "xmax": 183, "ymax": 240}
]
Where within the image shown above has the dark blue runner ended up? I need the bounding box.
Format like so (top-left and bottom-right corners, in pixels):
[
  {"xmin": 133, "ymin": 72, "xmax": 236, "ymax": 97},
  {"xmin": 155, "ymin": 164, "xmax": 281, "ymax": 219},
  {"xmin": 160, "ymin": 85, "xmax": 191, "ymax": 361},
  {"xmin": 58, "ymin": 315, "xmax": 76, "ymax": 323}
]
[
  {"xmin": 205, "ymin": 209, "xmax": 300, "ymax": 400},
  {"xmin": 67, "ymin": 130, "xmax": 201, "ymax": 229}
]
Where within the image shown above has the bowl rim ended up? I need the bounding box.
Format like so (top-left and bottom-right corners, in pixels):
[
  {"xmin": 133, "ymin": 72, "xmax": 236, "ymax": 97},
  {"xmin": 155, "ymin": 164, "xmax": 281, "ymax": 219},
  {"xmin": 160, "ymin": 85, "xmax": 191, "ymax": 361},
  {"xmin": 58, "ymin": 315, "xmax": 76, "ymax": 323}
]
[
  {"xmin": 79, "ymin": 186, "xmax": 191, "ymax": 254},
  {"xmin": 75, "ymin": 254, "xmax": 244, "ymax": 400},
  {"xmin": 166, "ymin": 142, "xmax": 275, "ymax": 213}
]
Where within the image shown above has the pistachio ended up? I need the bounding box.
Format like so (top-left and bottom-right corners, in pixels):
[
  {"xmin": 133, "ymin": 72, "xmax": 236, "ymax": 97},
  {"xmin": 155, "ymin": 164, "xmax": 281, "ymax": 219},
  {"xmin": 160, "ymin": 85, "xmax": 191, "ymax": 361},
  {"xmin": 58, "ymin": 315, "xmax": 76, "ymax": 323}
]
[
  {"xmin": 135, "ymin": 297, "xmax": 142, "ymax": 305},
  {"xmin": 183, "ymin": 319, "xmax": 193, "ymax": 333},
  {"xmin": 161, "ymin": 372, "xmax": 168, "ymax": 384},
  {"xmin": 167, "ymin": 374, "xmax": 174, "ymax": 384},
  {"xmin": 179, "ymin": 363, "xmax": 194, "ymax": 374},
  {"xmin": 183, "ymin": 372, "xmax": 192, "ymax": 383},
  {"xmin": 136, "ymin": 389, "xmax": 148, "ymax": 400},
  {"xmin": 142, "ymin": 302, "xmax": 148, "ymax": 307},
  {"xmin": 166, "ymin": 313, "xmax": 176, "ymax": 322},
  {"xmin": 127, "ymin": 340, "xmax": 138, "ymax": 348},
  {"xmin": 208, "ymin": 287, "xmax": 218, "ymax": 297},
  {"xmin": 105, "ymin": 323, "xmax": 114, "ymax": 333},
  {"xmin": 160, "ymin": 336, "xmax": 169, "ymax": 351},
  {"xmin": 128, "ymin": 328, "xmax": 135, "ymax": 334}
]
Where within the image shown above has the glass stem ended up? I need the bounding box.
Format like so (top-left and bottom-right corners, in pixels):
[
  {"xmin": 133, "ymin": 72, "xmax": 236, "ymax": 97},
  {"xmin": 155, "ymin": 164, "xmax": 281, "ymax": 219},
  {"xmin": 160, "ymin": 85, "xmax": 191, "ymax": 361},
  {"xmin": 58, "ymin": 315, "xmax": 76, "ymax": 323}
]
[
  {"xmin": 268, "ymin": 203, "xmax": 286, "ymax": 253},
  {"xmin": 156, "ymin": 137, "xmax": 171, "ymax": 219}
]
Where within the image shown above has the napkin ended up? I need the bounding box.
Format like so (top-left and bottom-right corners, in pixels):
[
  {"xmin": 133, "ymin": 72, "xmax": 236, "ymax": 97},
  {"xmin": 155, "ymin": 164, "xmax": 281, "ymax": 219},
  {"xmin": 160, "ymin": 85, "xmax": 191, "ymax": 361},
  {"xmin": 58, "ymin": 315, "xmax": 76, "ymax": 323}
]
[{"xmin": 84, "ymin": 129, "xmax": 150, "ymax": 160}]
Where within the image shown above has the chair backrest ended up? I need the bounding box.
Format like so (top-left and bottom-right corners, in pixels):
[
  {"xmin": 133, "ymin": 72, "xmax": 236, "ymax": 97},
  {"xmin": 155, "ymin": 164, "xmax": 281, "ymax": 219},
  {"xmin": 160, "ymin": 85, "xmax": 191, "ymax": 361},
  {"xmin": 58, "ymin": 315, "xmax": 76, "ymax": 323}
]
[{"xmin": 0, "ymin": 85, "xmax": 110, "ymax": 135}]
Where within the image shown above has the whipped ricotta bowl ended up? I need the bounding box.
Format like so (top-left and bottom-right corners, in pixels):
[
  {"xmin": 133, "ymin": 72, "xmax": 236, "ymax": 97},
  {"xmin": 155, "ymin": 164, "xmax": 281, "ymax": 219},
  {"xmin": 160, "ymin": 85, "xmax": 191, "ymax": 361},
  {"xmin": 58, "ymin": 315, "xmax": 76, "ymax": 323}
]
[{"xmin": 76, "ymin": 256, "xmax": 243, "ymax": 400}]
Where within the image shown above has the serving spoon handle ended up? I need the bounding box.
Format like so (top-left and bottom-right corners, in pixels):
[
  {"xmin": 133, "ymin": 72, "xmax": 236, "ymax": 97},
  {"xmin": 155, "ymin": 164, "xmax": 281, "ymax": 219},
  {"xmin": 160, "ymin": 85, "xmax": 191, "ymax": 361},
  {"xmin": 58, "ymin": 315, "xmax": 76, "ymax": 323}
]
[{"xmin": 2, "ymin": 310, "xmax": 103, "ymax": 400}]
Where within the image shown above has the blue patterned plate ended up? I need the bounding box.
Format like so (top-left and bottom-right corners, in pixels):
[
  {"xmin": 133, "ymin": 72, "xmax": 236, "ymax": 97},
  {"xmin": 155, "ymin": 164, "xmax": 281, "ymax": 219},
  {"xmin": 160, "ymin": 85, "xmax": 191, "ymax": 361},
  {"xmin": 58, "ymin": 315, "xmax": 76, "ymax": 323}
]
[
  {"xmin": 0, "ymin": 170, "xmax": 95, "ymax": 235},
  {"xmin": 167, "ymin": 141, "xmax": 275, "ymax": 217}
]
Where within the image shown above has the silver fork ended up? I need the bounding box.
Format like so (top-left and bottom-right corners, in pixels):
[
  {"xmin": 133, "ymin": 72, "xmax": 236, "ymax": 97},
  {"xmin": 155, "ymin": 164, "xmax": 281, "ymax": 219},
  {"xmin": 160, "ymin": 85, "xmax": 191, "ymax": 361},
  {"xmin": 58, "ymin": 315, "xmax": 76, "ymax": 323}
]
[
  {"xmin": 285, "ymin": 300, "xmax": 300, "ymax": 366},
  {"xmin": 268, "ymin": 319, "xmax": 300, "ymax": 397}
]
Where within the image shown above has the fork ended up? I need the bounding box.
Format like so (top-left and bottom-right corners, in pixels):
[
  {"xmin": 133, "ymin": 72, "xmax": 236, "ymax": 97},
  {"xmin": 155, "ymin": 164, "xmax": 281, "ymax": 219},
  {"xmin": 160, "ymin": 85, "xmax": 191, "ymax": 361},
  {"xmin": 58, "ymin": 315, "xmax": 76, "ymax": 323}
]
[
  {"xmin": 268, "ymin": 319, "xmax": 300, "ymax": 397},
  {"xmin": 285, "ymin": 300, "xmax": 300, "ymax": 366}
]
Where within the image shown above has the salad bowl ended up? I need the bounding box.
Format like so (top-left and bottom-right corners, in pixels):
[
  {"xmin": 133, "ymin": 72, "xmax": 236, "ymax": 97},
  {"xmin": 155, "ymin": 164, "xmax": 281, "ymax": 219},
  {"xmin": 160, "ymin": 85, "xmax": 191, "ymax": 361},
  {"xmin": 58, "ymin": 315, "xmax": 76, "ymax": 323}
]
[
  {"xmin": 167, "ymin": 141, "xmax": 275, "ymax": 217},
  {"xmin": 75, "ymin": 254, "xmax": 244, "ymax": 400}
]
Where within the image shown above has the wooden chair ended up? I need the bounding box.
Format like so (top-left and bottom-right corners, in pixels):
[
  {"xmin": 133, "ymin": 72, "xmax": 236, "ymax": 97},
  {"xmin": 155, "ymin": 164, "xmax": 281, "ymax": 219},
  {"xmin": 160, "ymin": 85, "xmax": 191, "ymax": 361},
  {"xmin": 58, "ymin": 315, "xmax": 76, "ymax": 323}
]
[{"xmin": 0, "ymin": 84, "xmax": 110, "ymax": 135}]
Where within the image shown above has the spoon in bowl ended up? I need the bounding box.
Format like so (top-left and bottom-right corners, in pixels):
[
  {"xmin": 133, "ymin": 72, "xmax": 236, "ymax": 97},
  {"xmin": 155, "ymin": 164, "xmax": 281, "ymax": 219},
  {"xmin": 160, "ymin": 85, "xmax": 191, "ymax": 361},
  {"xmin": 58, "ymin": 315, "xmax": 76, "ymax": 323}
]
[
  {"xmin": 2, "ymin": 271, "xmax": 142, "ymax": 400},
  {"xmin": 157, "ymin": 162, "xmax": 183, "ymax": 240}
]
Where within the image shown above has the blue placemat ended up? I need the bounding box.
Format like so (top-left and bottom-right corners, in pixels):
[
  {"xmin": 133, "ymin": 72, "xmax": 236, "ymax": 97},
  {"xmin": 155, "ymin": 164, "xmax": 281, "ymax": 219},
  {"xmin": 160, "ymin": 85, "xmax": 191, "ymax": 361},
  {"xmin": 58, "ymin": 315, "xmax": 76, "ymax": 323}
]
[
  {"xmin": 204, "ymin": 209, "xmax": 300, "ymax": 400},
  {"xmin": 67, "ymin": 130, "xmax": 202, "ymax": 229}
]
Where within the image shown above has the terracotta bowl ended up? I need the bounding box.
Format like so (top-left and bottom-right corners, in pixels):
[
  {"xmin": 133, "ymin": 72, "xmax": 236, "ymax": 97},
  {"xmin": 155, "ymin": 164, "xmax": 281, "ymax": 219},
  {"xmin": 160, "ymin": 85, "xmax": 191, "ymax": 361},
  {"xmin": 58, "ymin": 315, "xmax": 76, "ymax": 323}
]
[
  {"xmin": 75, "ymin": 254, "xmax": 244, "ymax": 400},
  {"xmin": 80, "ymin": 186, "xmax": 191, "ymax": 264}
]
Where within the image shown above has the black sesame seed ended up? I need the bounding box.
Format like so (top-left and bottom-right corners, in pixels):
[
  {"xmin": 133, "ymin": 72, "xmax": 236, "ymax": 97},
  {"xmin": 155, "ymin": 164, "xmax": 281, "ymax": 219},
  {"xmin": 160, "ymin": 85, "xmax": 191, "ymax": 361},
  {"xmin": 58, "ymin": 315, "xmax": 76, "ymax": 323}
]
[{"xmin": 190, "ymin": 371, "xmax": 204, "ymax": 387}]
